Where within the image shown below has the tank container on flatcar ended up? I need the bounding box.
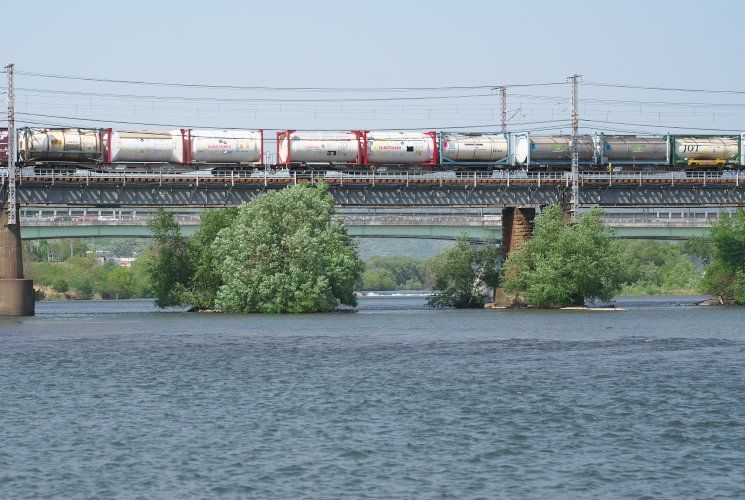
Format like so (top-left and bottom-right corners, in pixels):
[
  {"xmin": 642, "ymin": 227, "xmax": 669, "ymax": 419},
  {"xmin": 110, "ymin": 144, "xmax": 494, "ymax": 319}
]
[
  {"xmin": 365, "ymin": 131, "xmax": 436, "ymax": 165},
  {"xmin": 277, "ymin": 131, "xmax": 362, "ymax": 164},
  {"xmin": 440, "ymin": 133, "xmax": 509, "ymax": 163},
  {"xmin": 18, "ymin": 128, "xmax": 101, "ymax": 162},
  {"xmin": 597, "ymin": 135, "xmax": 669, "ymax": 164},
  {"xmin": 671, "ymin": 136, "xmax": 740, "ymax": 166},
  {"xmin": 514, "ymin": 135, "xmax": 594, "ymax": 165},
  {"xmin": 103, "ymin": 130, "xmax": 182, "ymax": 163},
  {"xmin": 187, "ymin": 130, "xmax": 263, "ymax": 163}
]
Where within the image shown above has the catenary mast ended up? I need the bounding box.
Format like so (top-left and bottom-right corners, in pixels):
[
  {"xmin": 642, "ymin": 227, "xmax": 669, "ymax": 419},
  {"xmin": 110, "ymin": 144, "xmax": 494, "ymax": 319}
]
[
  {"xmin": 5, "ymin": 63, "xmax": 16, "ymax": 224},
  {"xmin": 568, "ymin": 73, "xmax": 581, "ymax": 222}
]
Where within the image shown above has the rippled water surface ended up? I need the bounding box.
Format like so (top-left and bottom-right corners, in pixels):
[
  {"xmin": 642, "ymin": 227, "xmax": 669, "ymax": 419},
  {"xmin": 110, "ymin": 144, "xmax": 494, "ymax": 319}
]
[{"xmin": 1, "ymin": 296, "xmax": 745, "ymax": 499}]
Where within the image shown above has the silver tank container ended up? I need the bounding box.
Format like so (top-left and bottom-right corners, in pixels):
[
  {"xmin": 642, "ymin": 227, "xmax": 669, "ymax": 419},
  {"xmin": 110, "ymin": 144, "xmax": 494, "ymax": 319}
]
[
  {"xmin": 278, "ymin": 131, "xmax": 361, "ymax": 164},
  {"xmin": 18, "ymin": 128, "xmax": 101, "ymax": 162},
  {"xmin": 600, "ymin": 136, "xmax": 668, "ymax": 163},
  {"xmin": 105, "ymin": 130, "xmax": 182, "ymax": 163},
  {"xmin": 440, "ymin": 133, "xmax": 509, "ymax": 162},
  {"xmin": 515, "ymin": 135, "xmax": 594, "ymax": 165},
  {"xmin": 365, "ymin": 131, "xmax": 436, "ymax": 164},
  {"xmin": 673, "ymin": 136, "xmax": 740, "ymax": 163},
  {"xmin": 189, "ymin": 130, "xmax": 262, "ymax": 163}
]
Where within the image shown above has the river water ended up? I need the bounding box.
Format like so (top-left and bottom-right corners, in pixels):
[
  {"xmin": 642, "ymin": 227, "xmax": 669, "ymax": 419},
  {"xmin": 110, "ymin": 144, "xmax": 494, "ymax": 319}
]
[{"xmin": 1, "ymin": 296, "xmax": 744, "ymax": 499}]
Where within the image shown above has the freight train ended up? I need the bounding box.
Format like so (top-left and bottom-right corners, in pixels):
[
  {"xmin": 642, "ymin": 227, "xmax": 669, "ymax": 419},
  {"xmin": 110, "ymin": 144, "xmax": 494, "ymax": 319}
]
[{"xmin": 2, "ymin": 126, "xmax": 744, "ymax": 172}]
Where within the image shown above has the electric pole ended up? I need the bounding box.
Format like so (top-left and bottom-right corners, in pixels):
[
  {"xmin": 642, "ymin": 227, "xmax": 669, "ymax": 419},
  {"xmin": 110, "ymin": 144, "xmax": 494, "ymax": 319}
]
[
  {"xmin": 5, "ymin": 63, "xmax": 16, "ymax": 224},
  {"xmin": 499, "ymin": 86, "xmax": 507, "ymax": 133},
  {"xmin": 569, "ymin": 73, "xmax": 581, "ymax": 223}
]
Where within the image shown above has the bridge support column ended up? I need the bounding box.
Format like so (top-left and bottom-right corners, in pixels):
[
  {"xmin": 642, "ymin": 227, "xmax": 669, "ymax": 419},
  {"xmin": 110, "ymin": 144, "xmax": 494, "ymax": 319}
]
[
  {"xmin": 491, "ymin": 207, "xmax": 535, "ymax": 307},
  {"xmin": 0, "ymin": 206, "xmax": 35, "ymax": 316}
]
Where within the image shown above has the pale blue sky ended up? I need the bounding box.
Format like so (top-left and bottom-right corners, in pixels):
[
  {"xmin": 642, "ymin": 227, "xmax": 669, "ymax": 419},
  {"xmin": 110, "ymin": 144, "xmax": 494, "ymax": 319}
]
[{"xmin": 2, "ymin": 0, "xmax": 745, "ymax": 134}]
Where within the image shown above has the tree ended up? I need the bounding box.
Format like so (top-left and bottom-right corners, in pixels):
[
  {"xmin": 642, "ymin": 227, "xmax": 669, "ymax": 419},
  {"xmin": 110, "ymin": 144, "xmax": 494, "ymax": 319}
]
[
  {"xmin": 426, "ymin": 236, "xmax": 500, "ymax": 308},
  {"xmin": 360, "ymin": 256, "xmax": 429, "ymax": 290},
  {"xmin": 502, "ymin": 205, "xmax": 626, "ymax": 307},
  {"xmin": 211, "ymin": 183, "xmax": 363, "ymax": 313},
  {"xmin": 694, "ymin": 208, "xmax": 745, "ymax": 303},
  {"xmin": 186, "ymin": 208, "xmax": 239, "ymax": 309},
  {"xmin": 145, "ymin": 208, "xmax": 192, "ymax": 307},
  {"xmin": 620, "ymin": 240, "xmax": 701, "ymax": 294}
]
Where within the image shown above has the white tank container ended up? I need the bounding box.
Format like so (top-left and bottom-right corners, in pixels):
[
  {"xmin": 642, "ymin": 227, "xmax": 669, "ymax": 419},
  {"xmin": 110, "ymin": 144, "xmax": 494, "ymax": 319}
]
[
  {"xmin": 19, "ymin": 128, "xmax": 101, "ymax": 162},
  {"xmin": 105, "ymin": 130, "xmax": 182, "ymax": 163},
  {"xmin": 673, "ymin": 136, "xmax": 739, "ymax": 163},
  {"xmin": 278, "ymin": 131, "xmax": 361, "ymax": 163},
  {"xmin": 441, "ymin": 133, "xmax": 509, "ymax": 162},
  {"xmin": 188, "ymin": 130, "xmax": 262, "ymax": 163},
  {"xmin": 515, "ymin": 135, "xmax": 594, "ymax": 164},
  {"xmin": 366, "ymin": 131, "xmax": 435, "ymax": 164},
  {"xmin": 601, "ymin": 136, "xmax": 668, "ymax": 163}
]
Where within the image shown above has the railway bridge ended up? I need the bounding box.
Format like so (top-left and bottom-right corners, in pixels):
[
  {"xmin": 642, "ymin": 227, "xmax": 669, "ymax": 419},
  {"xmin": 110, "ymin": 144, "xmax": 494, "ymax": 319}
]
[{"xmin": 3, "ymin": 169, "xmax": 745, "ymax": 315}]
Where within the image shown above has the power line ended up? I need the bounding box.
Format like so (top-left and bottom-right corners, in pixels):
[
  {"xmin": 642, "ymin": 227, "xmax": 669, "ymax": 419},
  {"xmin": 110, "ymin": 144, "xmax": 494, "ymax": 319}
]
[
  {"xmin": 585, "ymin": 81, "xmax": 745, "ymax": 95},
  {"xmin": 15, "ymin": 71, "xmax": 568, "ymax": 92},
  {"xmin": 14, "ymin": 111, "xmax": 569, "ymax": 131},
  {"xmin": 2, "ymin": 87, "xmax": 499, "ymax": 104},
  {"xmin": 582, "ymin": 118, "xmax": 742, "ymax": 133}
]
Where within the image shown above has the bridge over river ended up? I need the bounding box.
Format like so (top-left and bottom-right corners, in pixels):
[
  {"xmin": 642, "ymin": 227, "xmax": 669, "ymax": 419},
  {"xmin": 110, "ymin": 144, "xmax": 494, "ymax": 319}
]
[
  {"xmin": 17, "ymin": 207, "xmax": 717, "ymax": 241},
  {"xmin": 2, "ymin": 168, "xmax": 742, "ymax": 315},
  {"xmin": 4, "ymin": 170, "xmax": 745, "ymax": 208}
]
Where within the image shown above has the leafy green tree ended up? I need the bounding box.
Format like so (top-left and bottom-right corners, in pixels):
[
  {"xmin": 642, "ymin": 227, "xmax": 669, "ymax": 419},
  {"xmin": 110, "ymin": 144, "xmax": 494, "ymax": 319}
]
[
  {"xmin": 211, "ymin": 183, "xmax": 363, "ymax": 313},
  {"xmin": 502, "ymin": 205, "xmax": 626, "ymax": 307},
  {"xmin": 620, "ymin": 240, "xmax": 701, "ymax": 294},
  {"xmin": 694, "ymin": 208, "xmax": 745, "ymax": 303},
  {"xmin": 426, "ymin": 236, "xmax": 500, "ymax": 308},
  {"xmin": 361, "ymin": 267, "xmax": 398, "ymax": 291},
  {"xmin": 145, "ymin": 209, "xmax": 192, "ymax": 307},
  {"xmin": 360, "ymin": 256, "xmax": 428, "ymax": 290},
  {"xmin": 186, "ymin": 208, "xmax": 239, "ymax": 309}
]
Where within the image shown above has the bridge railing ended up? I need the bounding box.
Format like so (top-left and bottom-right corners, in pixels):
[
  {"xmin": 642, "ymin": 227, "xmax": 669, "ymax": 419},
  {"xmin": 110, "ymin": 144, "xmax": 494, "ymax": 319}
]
[{"xmin": 2, "ymin": 167, "xmax": 742, "ymax": 184}]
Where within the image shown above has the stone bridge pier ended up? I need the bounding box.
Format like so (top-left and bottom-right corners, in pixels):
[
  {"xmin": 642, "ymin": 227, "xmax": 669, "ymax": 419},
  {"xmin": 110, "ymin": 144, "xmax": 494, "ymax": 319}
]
[
  {"xmin": 1, "ymin": 206, "xmax": 35, "ymax": 316},
  {"xmin": 492, "ymin": 207, "xmax": 536, "ymax": 307}
]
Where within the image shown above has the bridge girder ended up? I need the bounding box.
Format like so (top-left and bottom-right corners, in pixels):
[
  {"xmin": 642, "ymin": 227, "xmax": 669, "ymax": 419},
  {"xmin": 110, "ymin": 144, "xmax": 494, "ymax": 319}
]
[{"xmin": 8, "ymin": 180, "xmax": 745, "ymax": 208}]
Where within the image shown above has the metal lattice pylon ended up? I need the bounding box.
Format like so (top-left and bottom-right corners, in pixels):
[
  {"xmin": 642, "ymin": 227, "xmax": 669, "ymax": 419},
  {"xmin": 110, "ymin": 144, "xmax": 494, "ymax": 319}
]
[
  {"xmin": 5, "ymin": 63, "xmax": 16, "ymax": 225},
  {"xmin": 568, "ymin": 73, "xmax": 581, "ymax": 223}
]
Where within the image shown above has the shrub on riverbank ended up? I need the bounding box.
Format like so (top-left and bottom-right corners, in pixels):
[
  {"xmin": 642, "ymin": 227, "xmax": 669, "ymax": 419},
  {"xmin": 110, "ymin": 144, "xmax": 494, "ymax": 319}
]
[{"xmin": 26, "ymin": 256, "xmax": 149, "ymax": 300}]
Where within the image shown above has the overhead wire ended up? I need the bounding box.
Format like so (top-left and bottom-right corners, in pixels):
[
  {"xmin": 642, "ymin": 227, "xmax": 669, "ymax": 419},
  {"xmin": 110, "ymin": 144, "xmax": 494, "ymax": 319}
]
[{"xmin": 15, "ymin": 71, "xmax": 569, "ymax": 92}]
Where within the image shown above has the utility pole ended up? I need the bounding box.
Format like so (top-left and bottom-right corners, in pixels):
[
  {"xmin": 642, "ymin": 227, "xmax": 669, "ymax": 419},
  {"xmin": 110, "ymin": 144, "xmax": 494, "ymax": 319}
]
[
  {"xmin": 5, "ymin": 63, "xmax": 16, "ymax": 224},
  {"xmin": 568, "ymin": 73, "xmax": 581, "ymax": 223},
  {"xmin": 499, "ymin": 86, "xmax": 507, "ymax": 133}
]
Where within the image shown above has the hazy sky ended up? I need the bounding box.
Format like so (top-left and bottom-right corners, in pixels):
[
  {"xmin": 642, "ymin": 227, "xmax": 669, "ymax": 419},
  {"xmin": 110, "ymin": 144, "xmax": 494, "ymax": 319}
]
[{"xmin": 2, "ymin": 0, "xmax": 745, "ymax": 137}]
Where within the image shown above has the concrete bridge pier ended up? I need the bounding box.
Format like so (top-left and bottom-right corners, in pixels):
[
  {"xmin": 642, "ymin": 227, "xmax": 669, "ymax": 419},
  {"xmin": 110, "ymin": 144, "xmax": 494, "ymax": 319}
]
[
  {"xmin": 492, "ymin": 207, "xmax": 536, "ymax": 307},
  {"xmin": 0, "ymin": 206, "xmax": 35, "ymax": 316}
]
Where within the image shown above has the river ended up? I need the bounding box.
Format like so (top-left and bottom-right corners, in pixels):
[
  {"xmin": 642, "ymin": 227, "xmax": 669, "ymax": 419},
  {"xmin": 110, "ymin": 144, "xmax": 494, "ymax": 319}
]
[{"xmin": 1, "ymin": 295, "xmax": 744, "ymax": 499}]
